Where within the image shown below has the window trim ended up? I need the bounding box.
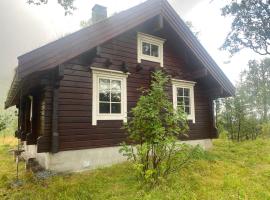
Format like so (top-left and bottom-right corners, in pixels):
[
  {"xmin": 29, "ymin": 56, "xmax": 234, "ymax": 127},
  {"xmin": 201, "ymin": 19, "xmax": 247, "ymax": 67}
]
[
  {"xmin": 91, "ymin": 67, "xmax": 129, "ymax": 126},
  {"xmin": 137, "ymin": 32, "xmax": 165, "ymax": 67},
  {"xmin": 172, "ymin": 79, "xmax": 196, "ymax": 123}
]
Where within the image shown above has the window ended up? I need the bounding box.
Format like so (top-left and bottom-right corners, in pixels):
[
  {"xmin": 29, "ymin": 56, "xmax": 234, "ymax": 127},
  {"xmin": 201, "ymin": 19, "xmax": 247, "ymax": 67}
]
[
  {"xmin": 92, "ymin": 67, "xmax": 128, "ymax": 126},
  {"xmin": 176, "ymin": 88, "xmax": 191, "ymax": 115},
  {"xmin": 172, "ymin": 79, "xmax": 196, "ymax": 123},
  {"xmin": 142, "ymin": 42, "xmax": 159, "ymax": 57},
  {"xmin": 99, "ymin": 79, "xmax": 121, "ymax": 114},
  {"xmin": 137, "ymin": 32, "xmax": 165, "ymax": 67}
]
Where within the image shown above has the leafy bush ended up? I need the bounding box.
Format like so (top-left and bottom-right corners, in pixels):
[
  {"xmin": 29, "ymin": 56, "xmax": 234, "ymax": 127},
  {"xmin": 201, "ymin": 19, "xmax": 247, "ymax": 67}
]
[
  {"xmin": 0, "ymin": 108, "xmax": 17, "ymax": 137},
  {"xmin": 120, "ymin": 70, "xmax": 189, "ymax": 185},
  {"xmin": 217, "ymin": 96, "xmax": 261, "ymax": 141},
  {"xmin": 0, "ymin": 114, "xmax": 8, "ymax": 132},
  {"xmin": 260, "ymin": 122, "xmax": 270, "ymax": 138}
]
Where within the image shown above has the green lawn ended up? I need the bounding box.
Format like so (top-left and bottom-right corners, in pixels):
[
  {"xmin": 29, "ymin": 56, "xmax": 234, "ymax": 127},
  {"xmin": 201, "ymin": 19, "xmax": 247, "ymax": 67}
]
[{"xmin": 1, "ymin": 137, "xmax": 270, "ymax": 200}]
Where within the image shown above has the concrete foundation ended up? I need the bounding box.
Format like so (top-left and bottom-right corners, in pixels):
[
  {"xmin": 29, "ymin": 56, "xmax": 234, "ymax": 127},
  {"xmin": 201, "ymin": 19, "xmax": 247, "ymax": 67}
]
[{"xmin": 21, "ymin": 139, "xmax": 212, "ymax": 172}]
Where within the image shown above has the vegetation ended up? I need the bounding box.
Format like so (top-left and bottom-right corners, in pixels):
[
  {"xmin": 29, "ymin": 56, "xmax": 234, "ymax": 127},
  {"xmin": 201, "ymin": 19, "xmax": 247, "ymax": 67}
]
[
  {"xmin": 216, "ymin": 57, "xmax": 270, "ymax": 141},
  {"xmin": 1, "ymin": 136, "xmax": 270, "ymax": 199},
  {"xmin": 27, "ymin": 0, "xmax": 76, "ymax": 15},
  {"xmin": 0, "ymin": 108, "xmax": 17, "ymax": 139},
  {"xmin": 221, "ymin": 0, "xmax": 270, "ymax": 55},
  {"xmin": 185, "ymin": 21, "xmax": 200, "ymax": 38},
  {"xmin": 243, "ymin": 58, "xmax": 270, "ymax": 122},
  {"xmin": 120, "ymin": 71, "xmax": 189, "ymax": 184}
]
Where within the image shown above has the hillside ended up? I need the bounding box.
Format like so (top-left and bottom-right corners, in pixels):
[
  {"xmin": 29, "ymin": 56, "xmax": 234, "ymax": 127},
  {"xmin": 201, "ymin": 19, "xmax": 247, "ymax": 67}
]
[{"xmin": 1, "ymin": 137, "xmax": 270, "ymax": 200}]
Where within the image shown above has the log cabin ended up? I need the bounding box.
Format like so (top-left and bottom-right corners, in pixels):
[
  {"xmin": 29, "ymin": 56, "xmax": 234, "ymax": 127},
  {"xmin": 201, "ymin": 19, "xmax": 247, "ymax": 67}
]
[{"xmin": 5, "ymin": 0, "xmax": 235, "ymax": 172}]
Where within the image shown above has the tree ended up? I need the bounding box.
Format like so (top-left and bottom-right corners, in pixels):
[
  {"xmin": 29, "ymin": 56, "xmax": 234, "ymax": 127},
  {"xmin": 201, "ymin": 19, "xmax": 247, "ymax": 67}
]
[
  {"xmin": 243, "ymin": 58, "xmax": 270, "ymax": 122},
  {"xmin": 216, "ymin": 58, "xmax": 270, "ymax": 141},
  {"xmin": 0, "ymin": 107, "xmax": 17, "ymax": 135},
  {"xmin": 221, "ymin": 0, "xmax": 270, "ymax": 55},
  {"xmin": 186, "ymin": 21, "xmax": 200, "ymax": 38},
  {"xmin": 0, "ymin": 114, "xmax": 7, "ymax": 132},
  {"xmin": 219, "ymin": 94, "xmax": 260, "ymax": 141},
  {"xmin": 27, "ymin": 0, "xmax": 76, "ymax": 15},
  {"xmin": 120, "ymin": 70, "xmax": 189, "ymax": 184}
]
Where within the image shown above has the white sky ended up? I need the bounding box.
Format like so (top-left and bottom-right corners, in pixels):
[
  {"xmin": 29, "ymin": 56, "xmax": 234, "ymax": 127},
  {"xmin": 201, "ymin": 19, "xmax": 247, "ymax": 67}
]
[{"xmin": 0, "ymin": 0, "xmax": 266, "ymax": 103}]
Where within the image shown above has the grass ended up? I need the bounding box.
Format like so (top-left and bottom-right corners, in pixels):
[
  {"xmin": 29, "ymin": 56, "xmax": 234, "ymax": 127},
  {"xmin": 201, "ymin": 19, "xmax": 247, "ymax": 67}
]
[{"xmin": 1, "ymin": 137, "xmax": 270, "ymax": 200}]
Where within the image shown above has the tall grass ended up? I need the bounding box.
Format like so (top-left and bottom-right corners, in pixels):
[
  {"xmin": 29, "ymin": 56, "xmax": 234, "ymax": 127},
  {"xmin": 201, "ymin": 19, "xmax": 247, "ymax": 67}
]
[
  {"xmin": 0, "ymin": 127, "xmax": 17, "ymax": 146},
  {"xmin": 1, "ymin": 138, "xmax": 270, "ymax": 199}
]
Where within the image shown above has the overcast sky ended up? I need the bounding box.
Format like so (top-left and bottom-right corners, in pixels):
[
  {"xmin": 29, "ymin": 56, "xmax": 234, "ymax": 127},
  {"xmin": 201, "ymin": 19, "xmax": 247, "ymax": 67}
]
[{"xmin": 0, "ymin": 0, "xmax": 265, "ymax": 104}]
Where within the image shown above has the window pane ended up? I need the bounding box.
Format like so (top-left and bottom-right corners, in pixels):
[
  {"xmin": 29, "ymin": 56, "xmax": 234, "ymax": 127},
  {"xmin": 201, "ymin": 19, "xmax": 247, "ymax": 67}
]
[
  {"xmin": 99, "ymin": 79, "xmax": 110, "ymax": 90},
  {"xmin": 99, "ymin": 103, "xmax": 110, "ymax": 113},
  {"xmin": 142, "ymin": 42, "xmax": 150, "ymax": 55},
  {"xmin": 177, "ymin": 88, "xmax": 184, "ymax": 96},
  {"xmin": 111, "ymin": 103, "xmax": 121, "ymax": 113},
  {"xmin": 177, "ymin": 97, "xmax": 184, "ymax": 106},
  {"xmin": 151, "ymin": 44, "xmax": 159, "ymax": 57},
  {"xmin": 99, "ymin": 79, "xmax": 110, "ymax": 101},
  {"xmin": 184, "ymin": 88, "xmax": 190, "ymax": 97},
  {"xmin": 111, "ymin": 80, "xmax": 121, "ymax": 91},
  {"xmin": 99, "ymin": 92, "xmax": 110, "ymax": 102},
  {"xmin": 111, "ymin": 80, "xmax": 121, "ymax": 102},
  {"xmin": 185, "ymin": 106, "xmax": 190, "ymax": 114},
  {"xmin": 184, "ymin": 97, "xmax": 190, "ymax": 106},
  {"xmin": 111, "ymin": 92, "xmax": 121, "ymax": 102}
]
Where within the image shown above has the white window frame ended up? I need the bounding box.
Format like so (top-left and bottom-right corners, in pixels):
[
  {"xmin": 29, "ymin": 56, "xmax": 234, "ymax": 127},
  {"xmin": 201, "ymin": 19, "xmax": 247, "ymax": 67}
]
[
  {"xmin": 172, "ymin": 79, "xmax": 196, "ymax": 123},
  {"xmin": 91, "ymin": 67, "xmax": 129, "ymax": 126},
  {"xmin": 137, "ymin": 32, "xmax": 165, "ymax": 67}
]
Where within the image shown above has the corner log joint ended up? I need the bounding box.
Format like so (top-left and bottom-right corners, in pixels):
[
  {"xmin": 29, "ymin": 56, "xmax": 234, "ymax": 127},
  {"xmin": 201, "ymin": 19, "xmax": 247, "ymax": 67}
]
[{"xmin": 51, "ymin": 65, "xmax": 64, "ymax": 153}]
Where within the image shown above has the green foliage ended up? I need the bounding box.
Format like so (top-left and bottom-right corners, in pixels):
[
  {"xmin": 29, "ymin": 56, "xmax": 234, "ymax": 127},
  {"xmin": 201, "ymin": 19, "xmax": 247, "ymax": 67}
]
[
  {"xmin": 243, "ymin": 58, "xmax": 270, "ymax": 122},
  {"xmin": 185, "ymin": 21, "xmax": 200, "ymax": 38},
  {"xmin": 260, "ymin": 122, "xmax": 270, "ymax": 138},
  {"xmin": 219, "ymin": 96, "xmax": 260, "ymax": 141},
  {"xmin": 0, "ymin": 108, "xmax": 17, "ymax": 134},
  {"xmin": 221, "ymin": 0, "xmax": 270, "ymax": 55},
  {"xmin": 80, "ymin": 19, "xmax": 92, "ymax": 28},
  {"xmin": 27, "ymin": 0, "xmax": 76, "ymax": 15},
  {"xmin": 216, "ymin": 58, "xmax": 270, "ymax": 141},
  {"xmin": 120, "ymin": 70, "xmax": 189, "ymax": 184},
  {"xmin": 0, "ymin": 115, "xmax": 7, "ymax": 132}
]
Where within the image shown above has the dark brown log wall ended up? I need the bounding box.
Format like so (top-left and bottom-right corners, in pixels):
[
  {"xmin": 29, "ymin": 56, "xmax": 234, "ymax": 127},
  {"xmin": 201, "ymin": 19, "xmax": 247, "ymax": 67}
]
[{"xmin": 56, "ymin": 30, "xmax": 216, "ymax": 151}]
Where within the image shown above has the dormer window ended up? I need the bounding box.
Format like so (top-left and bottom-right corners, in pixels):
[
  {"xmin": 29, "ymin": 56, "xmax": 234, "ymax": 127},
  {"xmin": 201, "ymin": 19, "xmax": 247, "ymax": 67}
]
[{"xmin": 137, "ymin": 32, "xmax": 165, "ymax": 67}]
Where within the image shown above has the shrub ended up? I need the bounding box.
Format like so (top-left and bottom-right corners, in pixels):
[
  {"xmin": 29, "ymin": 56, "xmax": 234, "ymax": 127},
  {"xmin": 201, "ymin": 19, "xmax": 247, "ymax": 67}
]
[
  {"xmin": 0, "ymin": 114, "xmax": 7, "ymax": 132},
  {"xmin": 260, "ymin": 122, "xmax": 270, "ymax": 138},
  {"xmin": 0, "ymin": 108, "xmax": 17, "ymax": 139},
  {"xmin": 120, "ymin": 70, "xmax": 189, "ymax": 185}
]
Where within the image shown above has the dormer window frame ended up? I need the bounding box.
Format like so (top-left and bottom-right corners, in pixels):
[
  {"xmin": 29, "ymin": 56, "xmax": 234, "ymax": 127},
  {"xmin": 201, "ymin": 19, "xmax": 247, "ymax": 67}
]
[{"xmin": 137, "ymin": 32, "xmax": 165, "ymax": 67}]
